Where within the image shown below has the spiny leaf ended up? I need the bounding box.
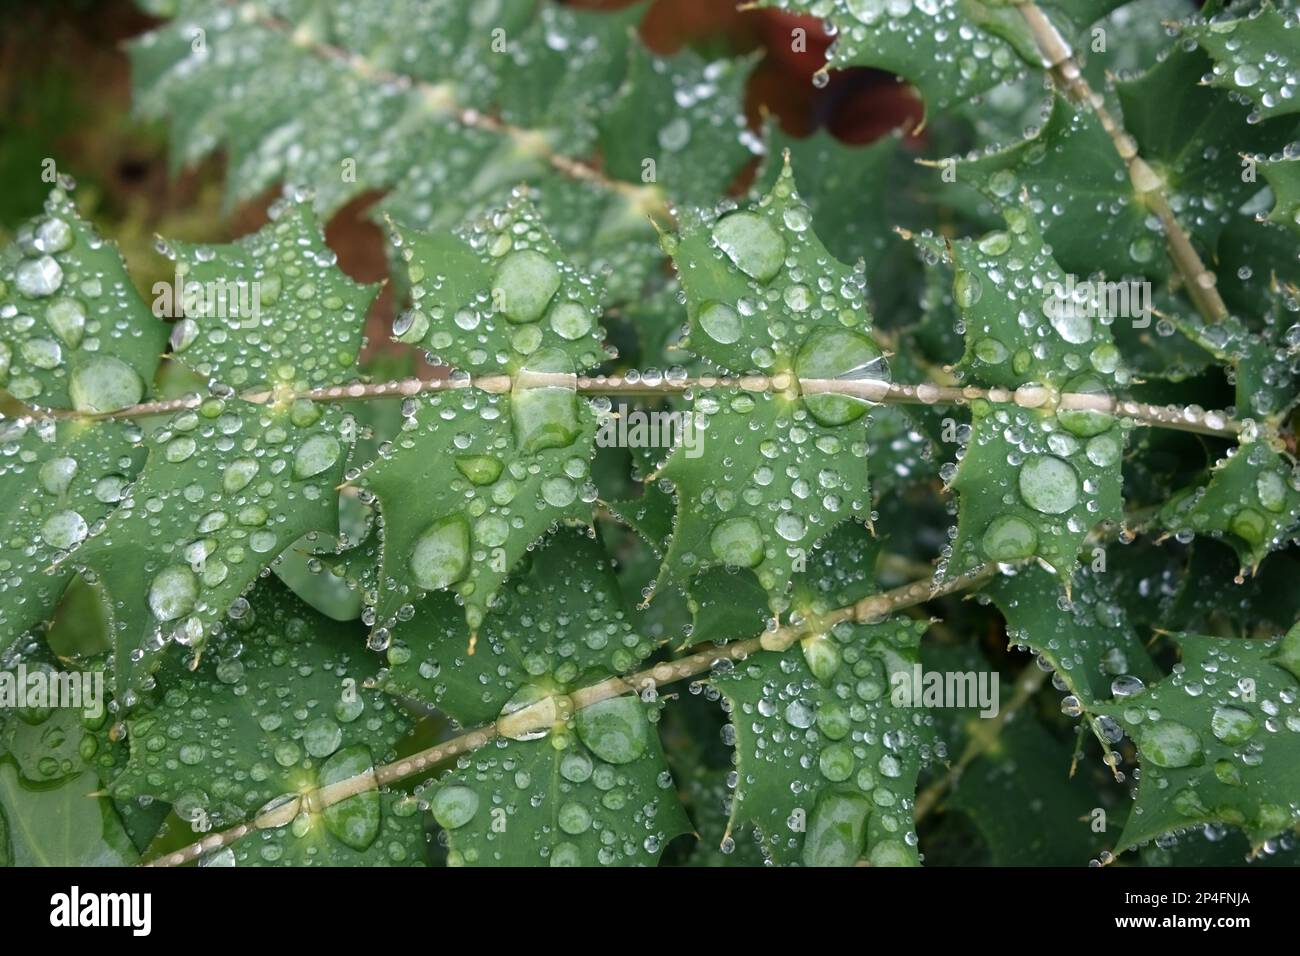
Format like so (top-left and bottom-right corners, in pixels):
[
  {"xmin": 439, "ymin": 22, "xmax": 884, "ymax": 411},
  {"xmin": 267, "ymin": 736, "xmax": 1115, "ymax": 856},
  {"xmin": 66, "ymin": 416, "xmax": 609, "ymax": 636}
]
[
  {"xmin": 753, "ymin": 0, "xmax": 1124, "ymax": 113},
  {"xmin": 359, "ymin": 375, "xmax": 597, "ymax": 636},
  {"xmin": 1168, "ymin": 300, "xmax": 1300, "ymax": 420},
  {"xmin": 1114, "ymin": 44, "xmax": 1299, "ymax": 255},
  {"xmin": 72, "ymin": 397, "xmax": 351, "ymax": 701},
  {"xmin": 1159, "ymin": 440, "xmax": 1300, "ymax": 573},
  {"xmin": 377, "ymin": 530, "xmax": 659, "ymax": 726},
  {"xmin": 717, "ymin": 615, "xmax": 933, "ymax": 866},
  {"xmin": 956, "ymin": 93, "xmax": 1164, "ymax": 280},
  {"xmin": 986, "ymin": 561, "xmax": 1159, "ymax": 708},
  {"xmin": 1094, "ymin": 629, "xmax": 1300, "ymax": 852},
  {"xmin": 161, "ymin": 199, "xmax": 377, "ymax": 392},
  {"xmin": 599, "ymin": 45, "xmax": 756, "ymax": 207},
  {"xmin": 654, "ymin": 159, "xmax": 883, "ymax": 612},
  {"xmin": 1260, "ymin": 155, "xmax": 1300, "ymax": 234},
  {"xmin": 388, "ymin": 193, "xmax": 607, "ymax": 377},
  {"xmin": 915, "ymin": 209, "xmax": 1129, "ymax": 582},
  {"xmin": 394, "ymin": 532, "xmax": 688, "ymax": 866},
  {"xmin": 1, "ymin": 187, "xmax": 166, "ymax": 412},
  {"xmin": 1183, "ymin": 5, "xmax": 1300, "ymax": 123},
  {"xmin": 0, "ymin": 418, "xmax": 146, "ymax": 654},
  {"xmin": 110, "ymin": 578, "xmax": 422, "ymax": 866}
]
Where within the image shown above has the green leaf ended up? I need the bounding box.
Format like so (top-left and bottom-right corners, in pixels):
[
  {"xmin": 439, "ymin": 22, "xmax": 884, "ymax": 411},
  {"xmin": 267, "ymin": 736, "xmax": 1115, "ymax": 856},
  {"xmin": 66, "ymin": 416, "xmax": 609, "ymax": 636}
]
[
  {"xmin": 1159, "ymin": 440, "xmax": 1300, "ymax": 573},
  {"xmin": 754, "ymin": 0, "xmax": 1123, "ymax": 113},
  {"xmin": 599, "ymin": 46, "xmax": 755, "ymax": 207},
  {"xmin": 0, "ymin": 765, "xmax": 137, "ymax": 867},
  {"xmin": 916, "ymin": 209, "xmax": 1129, "ymax": 581},
  {"xmin": 110, "ymin": 578, "xmax": 423, "ymax": 865},
  {"xmin": 429, "ymin": 718, "xmax": 689, "ymax": 866},
  {"xmin": 669, "ymin": 156, "xmax": 877, "ymax": 374},
  {"xmin": 1094, "ymin": 630, "xmax": 1300, "ymax": 851},
  {"xmin": 716, "ymin": 615, "xmax": 932, "ymax": 865},
  {"xmin": 378, "ymin": 530, "xmax": 659, "ymax": 726},
  {"xmin": 72, "ymin": 398, "xmax": 351, "ymax": 701},
  {"xmin": 1260, "ymin": 156, "xmax": 1300, "ymax": 234},
  {"xmin": 1, "ymin": 187, "xmax": 165, "ymax": 412},
  {"xmin": 360, "ymin": 378, "xmax": 596, "ymax": 636},
  {"xmin": 0, "ymin": 418, "xmax": 146, "ymax": 654},
  {"xmin": 389, "ymin": 194, "xmax": 606, "ymax": 377},
  {"xmin": 1114, "ymin": 44, "xmax": 1298, "ymax": 256},
  {"xmin": 986, "ymin": 562, "xmax": 1159, "ymax": 708},
  {"xmin": 162, "ymin": 199, "xmax": 378, "ymax": 392},
  {"xmin": 1184, "ymin": 6, "xmax": 1300, "ymax": 122},
  {"xmin": 1168, "ymin": 303, "xmax": 1300, "ymax": 420},
  {"xmin": 389, "ymin": 531, "xmax": 687, "ymax": 866},
  {"xmin": 958, "ymin": 93, "xmax": 1165, "ymax": 279},
  {"xmin": 652, "ymin": 387, "xmax": 873, "ymax": 613}
]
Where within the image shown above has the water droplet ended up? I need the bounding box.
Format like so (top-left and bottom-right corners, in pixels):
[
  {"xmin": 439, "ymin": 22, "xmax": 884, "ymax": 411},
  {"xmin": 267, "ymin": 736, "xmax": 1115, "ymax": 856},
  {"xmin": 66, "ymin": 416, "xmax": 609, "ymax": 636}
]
[
  {"xmin": 709, "ymin": 516, "xmax": 764, "ymax": 568},
  {"xmin": 320, "ymin": 745, "xmax": 380, "ymax": 850},
  {"xmin": 494, "ymin": 250, "xmax": 560, "ymax": 323},
  {"xmin": 1018, "ymin": 454, "xmax": 1079, "ymax": 515},
  {"xmin": 712, "ymin": 212, "xmax": 785, "ymax": 284},
  {"xmin": 68, "ymin": 356, "xmax": 144, "ymax": 413},
  {"xmin": 981, "ymin": 514, "xmax": 1038, "ymax": 560},
  {"xmin": 293, "ymin": 434, "xmax": 341, "ymax": 479},
  {"xmin": 574, "ymin": 696, "xmax": 650, "ymax": 764},
  {"xmin": 1140, "ymin": 720, "xmax": 1203, "ymax": 769},
  {"xmin": 409, "ymin": 515, "xmax": 470, "ymax": 591},
  {"xmin": 148, "ymin": 566, "xmax": 198, "ymax": 622},
  {"xmin": 801, "ymin": 790, "xmax": 870, "ymax": 867},
  {"xmin": 795, "ymin": 328, "xmax": 889, "ymax": 427},
  {"xmin": 697, "ymin": 300, "xmax": 742, "ymax": 345}
]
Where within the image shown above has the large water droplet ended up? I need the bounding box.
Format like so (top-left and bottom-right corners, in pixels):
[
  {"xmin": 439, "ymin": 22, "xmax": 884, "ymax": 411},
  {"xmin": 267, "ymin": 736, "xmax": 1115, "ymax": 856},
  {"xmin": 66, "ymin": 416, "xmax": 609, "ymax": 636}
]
[
  {"xmin": 68, "ymin": 356, "xmax": 145, "ymax": 413},
  {"xmin": 801, "ymin": 789, "xmax": 871, "ymax": 867},
  {"xmin": 1210, "ymin": 706, "xmax": 1257, "ymax": 745},
  {"xmin": 1018, "ymin": 455, "xmax": 1079, "ymax": 515},
  {"xmin": 981, "ymin": 514, "xmax": 1038, "ymax": 561},
  {"xmin": 511, "ymin": 349, "xmax": 580, "ymax": 454},
  {"xmin": 148, "ymin": 566, "xmax": 199, "ymax": 622},
  {"xmin": 409, "ymin": 515, "xmax": 470, "ymax": 591},
  {"xmin": 293, "ymin": 434, "xmax": 341, "ymax": 479},
  {"xmin": 494, "ymin": 250, "xmax": 560, "ymax": 324},
  {"xmin": 712, "ymin": 212, "xmax": 785, "ymax": 283},
  {"xmin": 574, "ymin": 696, "xmax": 650, "ymax": 764},
  {"xmin": 697, "ymin": 300, "xmax": 741, "ymax": 345},
  {"xmin": 432, "ymin": 785, "xmax": 480, "ymax": 830},
  {"xmin": 795, "ymin": 328, "xmax": 889, "ymax": 427},
  {"xmin": 319, "ymin": 745, "xmax": 380, "ymax": 851},
  {"xmin": 709, "ymin": 516, "xmax": 764, "ymax": 568},
  {"xmin": 1140, "ymin": 720, "xmax": 1203, "ymax": 769}
]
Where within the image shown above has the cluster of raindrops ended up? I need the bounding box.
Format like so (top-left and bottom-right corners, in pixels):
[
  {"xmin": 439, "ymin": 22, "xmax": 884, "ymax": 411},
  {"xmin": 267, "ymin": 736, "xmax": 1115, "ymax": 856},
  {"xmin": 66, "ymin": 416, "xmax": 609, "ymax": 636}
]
[
  {"xmin": 361, "ymin": 378, "xmax": 595, "ymax": 638},
  {"xmin": 1189, "ymin": 8, "xmax": 1300, "ymax": 123},
  {"xmin": 113, "ymin": 591, "xmax": 417, "ymax": 865},
  {"xmin": 427, "ymin": 693, "xmax": 680, "ymax": 866},
  {"xmin": 375, "ymin": 533, "xmax": 656, "ymax": 714},
  {"xmin": 1, "ymin": 187, "xmax": 157, "ymax": 412},
  {"xmin": 793, "ymin": 0, "xmax": 1025, "ymax": 108},
  {"xmin": 0, "ymin": 416, "xmax": 140, "ymax": 637},
  {"xmin": 716, "ymin": 619, "xmax": 933, "ymax": 865},
  {"xmin": 392, "ymin": 191, "xmax": 606, "ymax": 375},
  {"xmin": 161, "ymin": 193, "xmax": 372, "ymax": 391},
  {"xmin": 1097, "ymin": 628, "xmax": 1300, "ymax": 842},
  {"xmin": 78, "ymin": 398, "xmax": 345, "ymax": 678}
]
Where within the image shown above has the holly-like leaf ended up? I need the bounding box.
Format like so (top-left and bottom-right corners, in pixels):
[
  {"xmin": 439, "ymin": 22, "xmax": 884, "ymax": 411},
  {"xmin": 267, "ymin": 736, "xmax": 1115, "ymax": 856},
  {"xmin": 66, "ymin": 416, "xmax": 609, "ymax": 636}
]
[
  {"xmin": 0, "ymin": 418, "xmax": 145, "ymax": 654},
  {"xmin": 915, "ymin": 209, "xmax": 1129, "ymax": 582},
  {"xmin": 389, "ymin": 194, "xmax": 607, "ymax": 377},
  {"xmin": 388, "ymin": 531, "xmax": 688, "ymax": 866},
  {"xmin": 599, "ymin": 46, "xmax": 755, "ymax": 207},
  {"xmin": 109, "ymin": 578, "xmax": 423, "ymax": 866},
  {"xmin": 162, "ymin": 199, "xmax": 377, "ymax": 392},
  {"xmin": 377, "ymin": 530, "xmax": 659, "ymax": 725},
  {"xmin": 717, "ymin": 615, "xmax": 932, "ymax": 866},
  {"xmin": 1183, "ymin": 5, "xmax": 1300, "ymax": 123},
  {"xmin": 1159, "ymin": 440, "xmax": 1300, "ymax": 574},
  {"xmin": 655, "ymin": 159, "xmax": 885, "ymax": 612},
  {"xmin": 986, "ymin": 562, "xmax": 1159, "ymax": 708},
  {"xmin": 71, "ymin": 398, "xmax": 351, "ymax": 701},
  {"xmin": 753, "ymin": 0, "xmax": 1123, "ymax": 113},
  {"xmin": 1094, "ymin": 629, "xmax": 1300, "ymax": 852},
  {"xmin": 1260, "ymin": 156, "xmax": 1300, "ymax": 235},
  {"xmin": 1, "ymin": 188, "xmax": 166, "ymax": 412}
]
